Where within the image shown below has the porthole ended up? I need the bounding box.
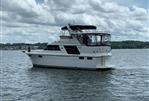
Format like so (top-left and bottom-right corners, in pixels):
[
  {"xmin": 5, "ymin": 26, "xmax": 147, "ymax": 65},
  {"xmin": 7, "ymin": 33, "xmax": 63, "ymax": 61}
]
[
  {"xmin": 38, "ymin": 55, "xmax": 42, "ymax": 58},
  {"xmin": 79, "ymin": 57, "xmax": 84, "ymax": 60},
  {"xmin": 87, "ymin": 57, "xmax": 92, "ymax": 60}
]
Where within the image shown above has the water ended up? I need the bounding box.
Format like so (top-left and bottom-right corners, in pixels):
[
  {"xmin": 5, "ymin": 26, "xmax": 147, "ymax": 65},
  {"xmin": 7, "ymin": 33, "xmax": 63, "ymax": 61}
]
[{"xmin": 0, "ymin": 49, "xmax": 149, "ymax": 101}]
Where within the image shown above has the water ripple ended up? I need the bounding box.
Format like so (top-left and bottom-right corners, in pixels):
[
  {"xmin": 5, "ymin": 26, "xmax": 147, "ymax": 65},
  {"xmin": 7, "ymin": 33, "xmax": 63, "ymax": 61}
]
[{"xmin": 1, "ymin": 50, "xmax": 149, "ymax": 101}]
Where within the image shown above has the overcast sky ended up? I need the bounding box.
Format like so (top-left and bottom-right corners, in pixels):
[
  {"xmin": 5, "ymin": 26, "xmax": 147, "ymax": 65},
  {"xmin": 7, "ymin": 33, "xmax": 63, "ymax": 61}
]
[{"xmin": 0, "ymin": 0, "xmax": 149, "ymax": 43}]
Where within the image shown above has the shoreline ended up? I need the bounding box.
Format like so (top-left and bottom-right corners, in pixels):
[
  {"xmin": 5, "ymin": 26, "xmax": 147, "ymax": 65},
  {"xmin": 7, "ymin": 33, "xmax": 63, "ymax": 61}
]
[{"xmin": 0, "ymin": 41, "xmax": 149, "ymax": 50}]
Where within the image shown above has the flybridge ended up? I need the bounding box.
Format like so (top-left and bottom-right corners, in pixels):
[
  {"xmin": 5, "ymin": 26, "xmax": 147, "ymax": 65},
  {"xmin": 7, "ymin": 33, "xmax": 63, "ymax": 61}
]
[{"xmin": 60, "ymin": 24, "xmax": 111, "ymax": 46}]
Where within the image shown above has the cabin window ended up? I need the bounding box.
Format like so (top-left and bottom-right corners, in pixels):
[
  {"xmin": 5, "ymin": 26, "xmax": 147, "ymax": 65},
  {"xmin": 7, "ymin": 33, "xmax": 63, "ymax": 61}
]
[
  {"xmin": 45, "ymin": 45, "xmax": 60, "ymax": 51},
  {"xmin": 87, "ymin": 57, "xmax": 92, "ymax": 60},
  {"xmin": 79, "ymin": 57, "xmax": 84, "ymax": 60},
  {"xmin": 64, "ymin": 46, "xmax": 80, "ymax": 54},
  {"xmin": 102, "ymin": 35, "xmax": 111, "ymax": 45},
  {"xmin": 85, "ymin": 34, "xmax": 110, "ymax": 46}
]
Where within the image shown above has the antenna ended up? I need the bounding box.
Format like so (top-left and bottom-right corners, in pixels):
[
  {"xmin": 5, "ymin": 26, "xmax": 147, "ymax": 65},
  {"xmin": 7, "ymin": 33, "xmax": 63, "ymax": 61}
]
[{"xmin": 66, "ymin": 23, "xmax": 72, "ymax": 33}]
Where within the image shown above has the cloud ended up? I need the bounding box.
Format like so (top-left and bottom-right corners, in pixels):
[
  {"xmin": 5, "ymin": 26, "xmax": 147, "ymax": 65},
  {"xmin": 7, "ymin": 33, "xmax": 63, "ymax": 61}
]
[{"xmin": 0, "ymin": 0, "xmax": 149, "ymax": 43}]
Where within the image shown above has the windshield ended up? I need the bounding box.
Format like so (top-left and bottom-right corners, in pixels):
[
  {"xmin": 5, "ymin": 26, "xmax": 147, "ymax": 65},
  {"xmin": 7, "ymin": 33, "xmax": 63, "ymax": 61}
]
[{"xmin": 86, "ymin": 34, "xmax": 111, "ymax": 46}]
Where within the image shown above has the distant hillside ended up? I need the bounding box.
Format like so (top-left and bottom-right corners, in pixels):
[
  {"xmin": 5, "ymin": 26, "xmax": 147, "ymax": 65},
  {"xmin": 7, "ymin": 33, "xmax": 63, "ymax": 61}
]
[
  {"xmin": 0, "ymin": 41, "xmax": 149, "ymax": 50},
  {"xmin": 111, "ymin": 41, "xmax": 149, "ymax": 49},
  {"xmin": 0, "ymin": 43, "xmax": 48, "ymax": 50}
]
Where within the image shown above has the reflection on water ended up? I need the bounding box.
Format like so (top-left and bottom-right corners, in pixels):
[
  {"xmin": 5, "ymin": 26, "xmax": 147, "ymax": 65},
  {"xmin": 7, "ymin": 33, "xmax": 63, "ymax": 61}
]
[{"xmin": 0, "ymin": 49, "xmax": 149, "ymax": 101}]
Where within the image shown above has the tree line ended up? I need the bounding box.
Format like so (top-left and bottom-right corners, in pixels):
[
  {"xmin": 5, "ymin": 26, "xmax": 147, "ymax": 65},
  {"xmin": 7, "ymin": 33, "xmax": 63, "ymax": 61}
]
[{"xmin": 111, "ymin": 41, "xmax": 149, "ymax": 49}]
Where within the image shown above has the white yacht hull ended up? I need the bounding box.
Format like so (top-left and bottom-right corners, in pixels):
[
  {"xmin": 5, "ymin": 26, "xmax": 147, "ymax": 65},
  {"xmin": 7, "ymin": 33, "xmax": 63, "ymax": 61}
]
[
  {"xmin": 24, "ymin": 24, "xmax": 112, "ymax": 70},
  {"xmin": 27, "ymin": 54, "xmax": 111, "ymax": 70}
]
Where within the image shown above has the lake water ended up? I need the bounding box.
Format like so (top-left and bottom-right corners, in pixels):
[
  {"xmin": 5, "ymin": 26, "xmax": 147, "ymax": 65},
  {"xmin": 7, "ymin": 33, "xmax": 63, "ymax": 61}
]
[{"xmin": 0, "ymin": 49, "xmax": 149, "ymax": 101}]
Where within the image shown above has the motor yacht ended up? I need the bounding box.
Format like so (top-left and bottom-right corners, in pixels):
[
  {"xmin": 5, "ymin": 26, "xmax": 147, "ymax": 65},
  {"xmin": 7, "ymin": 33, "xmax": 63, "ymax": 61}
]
[{"xmin": 25, "ymin": 24, "xmax": 111, "ymax": 70}]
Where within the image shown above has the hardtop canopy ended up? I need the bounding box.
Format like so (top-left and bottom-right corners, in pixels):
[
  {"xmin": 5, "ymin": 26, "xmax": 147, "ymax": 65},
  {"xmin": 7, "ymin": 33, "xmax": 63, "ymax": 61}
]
[
  {"xmin": 78, "ymin": 32, "xmax": 111, "ymax": 35},
  {"xmin": 61, "ymin": 25, "xmax": 97, "ymax": 30}
]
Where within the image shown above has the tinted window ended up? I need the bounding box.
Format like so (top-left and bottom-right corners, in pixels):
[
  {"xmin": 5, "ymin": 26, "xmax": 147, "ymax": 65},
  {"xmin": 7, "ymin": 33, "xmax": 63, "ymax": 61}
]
[{"xmin": 64, "ymin": 46, "xmax": 80, "ymax": 54}]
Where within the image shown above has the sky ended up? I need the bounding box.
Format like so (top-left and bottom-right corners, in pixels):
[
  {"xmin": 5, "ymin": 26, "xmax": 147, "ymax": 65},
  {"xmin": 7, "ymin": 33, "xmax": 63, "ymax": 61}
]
[{"xmin": 0, "ymin": 0, "xmax": 149, "ymax": 43}]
